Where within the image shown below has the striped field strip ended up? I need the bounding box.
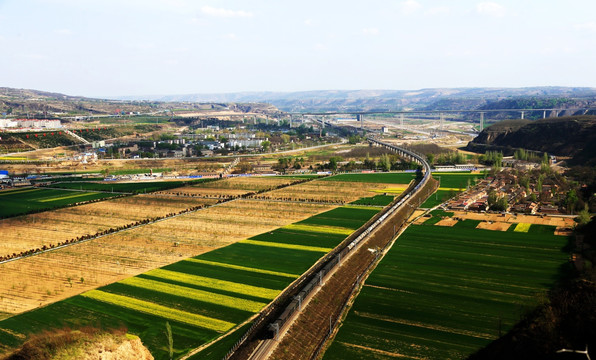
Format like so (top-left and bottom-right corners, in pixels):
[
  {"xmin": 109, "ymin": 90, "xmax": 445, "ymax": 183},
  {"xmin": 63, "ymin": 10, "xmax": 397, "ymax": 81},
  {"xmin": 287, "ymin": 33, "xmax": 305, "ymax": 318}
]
[
  {"xmin": 283, "ymin": 223, "xmax": 354, "ymax": 236},
  {"xmin": 119, "ymin": 276, "xmax": 267, "ymax": 312},
  {"xmin": 239, "ymin": 239, "xmax": 332, "ymax": 253},
  {"xmin": 144, "ymin": 268, "xmax": 280, "ymax": 300},
  {"xmin": 371, "ymin": 187, "xmax": 405, "ymax": 194},
  {"xmin": 185, "ymin": 258, "xmax": 299, "ymax": 279},
  {"xmin": 343, "ymin": 205, "xmax": 384, "ymax": 211},
  {"xmin": 514, "ymin": 223, "xmax": 531, "ymax": 233},
  {"xmin": 81, "ymin": 290, "xmax": 234, "ymax": 332},
  {"xmin": 0, "ymin": 188, "xmax": 39, "ymax": 196},
  {"xmin": 38, "ymin": 191, "xmax": 101, "ymax": 202}
]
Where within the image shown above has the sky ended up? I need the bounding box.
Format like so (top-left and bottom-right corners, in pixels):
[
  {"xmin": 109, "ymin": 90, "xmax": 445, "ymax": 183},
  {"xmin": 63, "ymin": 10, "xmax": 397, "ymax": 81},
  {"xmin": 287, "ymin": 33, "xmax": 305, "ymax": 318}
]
[{"xmin": 0, "ymin": 0, "xmax": 595, "ymax": 97}]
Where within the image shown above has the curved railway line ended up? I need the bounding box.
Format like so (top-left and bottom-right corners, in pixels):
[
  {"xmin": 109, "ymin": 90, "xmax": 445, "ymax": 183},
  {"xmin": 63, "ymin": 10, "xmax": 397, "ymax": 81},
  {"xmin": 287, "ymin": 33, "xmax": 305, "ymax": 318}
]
[{"xmin": 225, "ymin": 138, "xmax": 438, "ymax": 360}]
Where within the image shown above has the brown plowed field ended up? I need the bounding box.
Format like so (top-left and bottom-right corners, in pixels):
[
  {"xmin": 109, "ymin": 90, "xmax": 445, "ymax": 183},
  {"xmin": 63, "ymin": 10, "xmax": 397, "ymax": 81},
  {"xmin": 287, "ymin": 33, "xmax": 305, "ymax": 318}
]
[
  {"xmin": 0, "ymin": 199, "xmax": 335, "ymax": 314},
  {"xmin": 0, "ymin": 195, "xmax": 215, "ymax": 257},
  {"xmin": 251, "ymin": 180, "xmax": 404, "ymax": 203}
]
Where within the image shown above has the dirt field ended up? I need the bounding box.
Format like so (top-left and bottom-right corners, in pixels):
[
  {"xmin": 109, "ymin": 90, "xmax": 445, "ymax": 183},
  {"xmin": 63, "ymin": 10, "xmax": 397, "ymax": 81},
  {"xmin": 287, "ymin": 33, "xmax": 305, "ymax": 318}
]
[
  {"xmin": 0, "ymin": 199, "xmax": 335, "ymax": 314},
  {"xmin": 0, "ymin": 195, "xmax": 215, "ymax": 257},
  {"xmin": 407, "ymin": 210, "xmax": 426, "ymax": 223},
  {"xmin": 201, "ymin": 176, "xmax": 302, "ymax": 191},
  {"xmin": 252, "ymin": 181, "xmax": 401, "ymax": 203},
  {"xmin": 451, "ymin": 211, "xmax": 575, "ymax": 228},
  {"xmin": 435, "ymin": 218, "xmax": 458, "ymax": 227},
  {"xmin": 154, "ymin": 176, "xmax": 304, "ymax": 198},
  {"xmin": 476, "ymin": 221, "xmax": 511, "ymax": 231}
]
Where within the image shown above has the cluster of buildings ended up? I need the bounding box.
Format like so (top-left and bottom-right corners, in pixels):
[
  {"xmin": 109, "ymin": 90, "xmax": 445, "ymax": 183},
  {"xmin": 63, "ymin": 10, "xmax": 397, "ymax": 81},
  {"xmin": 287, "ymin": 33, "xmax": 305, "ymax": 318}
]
[
  {"xmin": 447, "ymin": 170, "xmax": 563, "ymax": 214},
  {"xmin": 84, "ymin": 134, "xmax": 267, "ymax": 160},
  {"xmin": 0, "ymin": 119, "xmax": 62, "ymax": 130}
]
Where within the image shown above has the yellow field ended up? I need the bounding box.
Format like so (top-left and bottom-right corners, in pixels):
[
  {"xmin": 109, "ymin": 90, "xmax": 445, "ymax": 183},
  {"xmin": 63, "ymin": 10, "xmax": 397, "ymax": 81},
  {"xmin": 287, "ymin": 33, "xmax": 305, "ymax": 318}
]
[
  {"xmin": 283, "ymin": 223, "xmax": 354, "ymax": 236},
  {"xmin": 371, "ymin": 187, "xmax": 406, "ymax": 194},
  {"xmin": 81, "ymin": 290, "xmax": 234, "ymax": 332},
  {"xmin": 514, "ymin": 223, "xmax": 532, "ymax": 232},
  {"xmin": 119, "ymin": 277, "xmax": 268, "ymax": 312}
]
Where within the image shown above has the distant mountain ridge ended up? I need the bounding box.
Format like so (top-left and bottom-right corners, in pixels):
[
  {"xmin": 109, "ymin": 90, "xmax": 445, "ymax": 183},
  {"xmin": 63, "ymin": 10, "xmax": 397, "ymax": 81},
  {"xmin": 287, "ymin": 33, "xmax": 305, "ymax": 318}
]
[{"xmin": 117, "ymin": 87, "xmax": 596, "ymax": 112}]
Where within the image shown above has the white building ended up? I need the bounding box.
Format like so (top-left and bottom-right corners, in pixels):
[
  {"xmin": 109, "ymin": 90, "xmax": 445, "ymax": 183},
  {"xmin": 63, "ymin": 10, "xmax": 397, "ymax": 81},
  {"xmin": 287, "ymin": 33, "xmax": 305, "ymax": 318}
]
[{"xmin": 0, "ymin": 119, "xmax": 62, "ymax": 130}]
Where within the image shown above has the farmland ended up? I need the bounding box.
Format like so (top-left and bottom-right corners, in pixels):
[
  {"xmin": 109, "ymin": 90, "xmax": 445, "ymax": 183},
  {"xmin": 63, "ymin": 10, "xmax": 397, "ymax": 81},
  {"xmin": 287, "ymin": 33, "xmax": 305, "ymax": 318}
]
[
  {"xmin": 0, "ymin": 199, "xmax": 335, "ymax": 315},
  {"xmin": 50, "ymin": 179, "xmax": 207, "ymax": 193},
  {"xmin": 0, "ymin": 200, "xmax": 383, "ymax": 359},
  {"xmin": 0, "ymin": 187, "xmax": 119, "ymax": 218},
  {"xmin": 155, "ymin": 176, "xmax": 307, "ymax": 198},
  {"xmin": 252, "ymin": 178, "xmax": 408, "ymax": 203},
  {"xmin": 0, "ymin": 194, "xmax": 215, "ymax": 258},
  {"xmin": 323, "ymin": 172, "xmax": 418, "ymax": 184},
  {"xmin": 323, "ymin": 218, "xmax": 569, "ymax": 359}
]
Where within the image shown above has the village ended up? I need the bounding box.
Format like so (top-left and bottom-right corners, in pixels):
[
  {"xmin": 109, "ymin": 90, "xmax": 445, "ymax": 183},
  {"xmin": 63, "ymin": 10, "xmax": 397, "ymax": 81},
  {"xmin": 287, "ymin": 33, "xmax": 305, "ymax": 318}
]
[{"xmin": 445, "ymin": 166, "xmax": 569, "ymax": 215}]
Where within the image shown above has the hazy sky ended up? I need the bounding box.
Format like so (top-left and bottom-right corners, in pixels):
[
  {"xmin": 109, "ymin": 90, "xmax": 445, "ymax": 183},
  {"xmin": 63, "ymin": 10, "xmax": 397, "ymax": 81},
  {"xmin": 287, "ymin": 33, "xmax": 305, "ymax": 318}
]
[{"xmin": 0, "ymin": 0, "xmax": 595, "ymax": 97}]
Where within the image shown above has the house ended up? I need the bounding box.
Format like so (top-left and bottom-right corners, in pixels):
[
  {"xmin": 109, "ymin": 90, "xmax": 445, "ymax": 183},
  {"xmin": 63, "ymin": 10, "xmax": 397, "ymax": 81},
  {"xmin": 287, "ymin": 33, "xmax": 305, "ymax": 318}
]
[{"xmin": 540, "ymin": 204, "xmax": 559, "ymax": 214}]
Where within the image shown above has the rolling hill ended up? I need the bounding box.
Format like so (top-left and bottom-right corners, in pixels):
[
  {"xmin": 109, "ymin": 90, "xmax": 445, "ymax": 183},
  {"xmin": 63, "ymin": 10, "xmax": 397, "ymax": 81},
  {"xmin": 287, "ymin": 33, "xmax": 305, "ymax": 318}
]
[{"xmin": 465, "ymin": 116, "xmax": 596, "ymax": 165}]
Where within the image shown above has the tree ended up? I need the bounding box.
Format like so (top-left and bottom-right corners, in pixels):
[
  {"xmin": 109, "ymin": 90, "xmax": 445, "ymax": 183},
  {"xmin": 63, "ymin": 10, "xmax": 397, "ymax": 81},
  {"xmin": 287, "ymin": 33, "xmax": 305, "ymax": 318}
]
[
  {"xmin": 165, "ymin": 321, "xmax": 173, "ymax": 360},
  {"xmin": 261, "ymin": 140, "xmax": 271, "ymax": 151},
  {"xmin": 577, "ymin": 206, "xmax": 591, "ymax": 226},
  {"xmin": 379, "ymin": 154, "xmax": 391, "ymax": 172},
  {"xmin": 328, "ymin": 157, "xmax": 339, "ymax": 171},
  {"xmin": 566, "ymin": 189, "xmax": 579, "ymax": 215},
  {"xmin": 426, "ymin": 153, "xmax": 435, "ymax": 165},
  {"xmin": 281, "ymin": 134, "xmax": 291, "ymax": 144}
]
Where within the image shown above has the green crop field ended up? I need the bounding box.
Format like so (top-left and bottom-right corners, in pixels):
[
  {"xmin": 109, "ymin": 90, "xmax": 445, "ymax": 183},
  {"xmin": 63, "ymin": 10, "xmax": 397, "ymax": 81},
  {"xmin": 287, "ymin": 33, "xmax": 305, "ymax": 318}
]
[
  {"xmin": 50, "ymin": 179, "xmax": 209, "ymax": 193},
  {"xmin": 323, "ymin": 223, "xmax": 569, "ymax": 360},
  {"xmin": 420, "ymin": 189, "xmax": 456, "ymax": 208},
  {"xmin": 0, "ymin": 188, "xmax": 119, "ymax": 218},
  {"xmin": 432, "ymin": 172, "xmax": 485, "ymax": 189},
  {"xmin": 351, "ymin": 194, "xmax": 394, "ymax": 206},
  {"xmin": 0, "ymin": 202, "xmax": 383, "ymax": 359}
]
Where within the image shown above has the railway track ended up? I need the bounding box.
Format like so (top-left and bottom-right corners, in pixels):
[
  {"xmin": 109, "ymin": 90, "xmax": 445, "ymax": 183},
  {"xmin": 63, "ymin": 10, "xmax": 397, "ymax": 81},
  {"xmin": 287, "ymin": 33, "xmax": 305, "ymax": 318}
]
[{"xmin": 226, "ymin": 139, "xmax": 437, "ymax": 360}]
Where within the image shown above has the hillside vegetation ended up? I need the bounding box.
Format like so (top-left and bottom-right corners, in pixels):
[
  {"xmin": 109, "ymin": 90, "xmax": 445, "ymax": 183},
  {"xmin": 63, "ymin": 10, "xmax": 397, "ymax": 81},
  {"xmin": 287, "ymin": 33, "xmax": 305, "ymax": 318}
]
[{"xmin": 466, "ymin": 116, "xmax": 596, "ymax": 165}]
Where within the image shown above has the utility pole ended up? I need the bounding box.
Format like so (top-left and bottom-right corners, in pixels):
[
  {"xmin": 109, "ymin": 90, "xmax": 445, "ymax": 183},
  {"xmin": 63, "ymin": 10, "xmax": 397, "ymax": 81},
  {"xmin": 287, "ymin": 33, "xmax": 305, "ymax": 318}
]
[{"xmin": 480, "ymin": 112, "xmax": 485, "ymax": 131}]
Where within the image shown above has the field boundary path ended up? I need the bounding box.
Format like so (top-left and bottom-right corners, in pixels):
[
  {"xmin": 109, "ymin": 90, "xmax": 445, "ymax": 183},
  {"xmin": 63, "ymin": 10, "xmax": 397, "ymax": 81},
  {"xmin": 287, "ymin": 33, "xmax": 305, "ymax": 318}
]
[{"xmin": 226, "ymin": 139, "xmax": 438, "ymax": 360}]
